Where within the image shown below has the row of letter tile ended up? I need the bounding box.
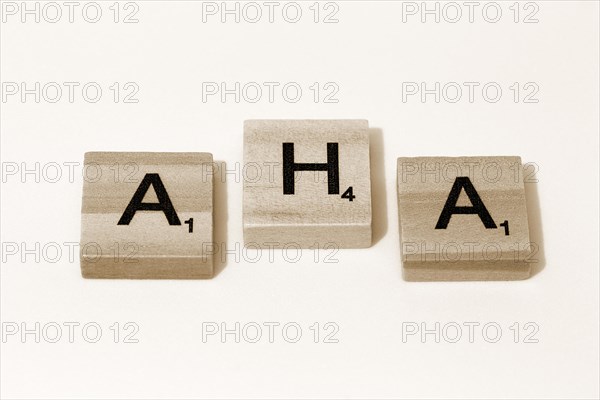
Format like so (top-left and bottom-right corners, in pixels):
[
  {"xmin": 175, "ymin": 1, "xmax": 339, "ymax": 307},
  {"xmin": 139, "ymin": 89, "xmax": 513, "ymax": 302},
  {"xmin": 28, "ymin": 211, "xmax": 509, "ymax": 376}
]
[{"xmin": 80, "ymin": 120, "xmax": 533, "ymax": 281}]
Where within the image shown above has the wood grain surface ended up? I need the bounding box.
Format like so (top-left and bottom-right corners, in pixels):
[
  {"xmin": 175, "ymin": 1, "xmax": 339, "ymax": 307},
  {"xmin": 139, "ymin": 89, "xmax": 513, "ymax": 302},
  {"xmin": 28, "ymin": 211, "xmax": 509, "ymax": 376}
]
[
  {"xmin": 243, "ymin": 120, "xmax": 372, "ymax": 248},
  {"xmin": 397, "ymin": 156, "xmax": 533, "ymax": 281},
  {"xmin": 80, "ymin": 152, "xmax": 214, "ymax": 279}
]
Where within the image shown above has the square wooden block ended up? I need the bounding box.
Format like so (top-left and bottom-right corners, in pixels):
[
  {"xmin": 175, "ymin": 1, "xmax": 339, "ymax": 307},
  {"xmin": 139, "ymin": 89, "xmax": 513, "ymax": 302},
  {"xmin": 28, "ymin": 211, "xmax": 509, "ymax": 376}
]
[
  {"xmin": 243, "ymin": 120, "xmax": 372, "ymax": 248},
  {"xmin": 80, "ymin": 152, "xmax": 214, "ymax": 279},
  {"xmin": 397, "ymin": 156, "xmax": 533, "ymax": 281}
]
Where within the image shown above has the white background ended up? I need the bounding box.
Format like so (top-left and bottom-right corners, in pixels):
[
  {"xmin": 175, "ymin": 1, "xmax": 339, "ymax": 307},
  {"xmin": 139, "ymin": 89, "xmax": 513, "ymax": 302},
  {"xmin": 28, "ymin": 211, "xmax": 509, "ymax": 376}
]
[{"xmin": 1, "ymin": 1, "xmax": 599, "ymax": 399}]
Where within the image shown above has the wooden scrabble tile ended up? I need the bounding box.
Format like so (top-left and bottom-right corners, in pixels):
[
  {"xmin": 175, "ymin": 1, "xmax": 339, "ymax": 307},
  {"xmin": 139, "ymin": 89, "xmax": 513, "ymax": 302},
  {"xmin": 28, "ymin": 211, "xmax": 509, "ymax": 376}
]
[
  {"xmin": 80, "ymin": 152, "xmax": 214, "ymax": 279},
  {"xmin": 243, "ymin": 120, "xmax": 372, "ymax": 248},
  {"xmin": 397, "ymin": 156, "xmax": 532, "ymax": 281}
]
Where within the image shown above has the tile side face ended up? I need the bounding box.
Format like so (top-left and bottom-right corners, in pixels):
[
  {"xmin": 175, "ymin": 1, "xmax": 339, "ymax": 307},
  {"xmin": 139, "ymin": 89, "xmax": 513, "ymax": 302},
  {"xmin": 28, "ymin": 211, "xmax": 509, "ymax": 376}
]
[
  {"xmin": 397, "ymin": 156, "xmax": 532, "ymax": 281},
  {"xmin": 243, "ymin": 120, "xmax": 372, "ymax": 248},
  {"xmin": 80, "ymin": 152, "xmax": 214, "ymax": 279}
]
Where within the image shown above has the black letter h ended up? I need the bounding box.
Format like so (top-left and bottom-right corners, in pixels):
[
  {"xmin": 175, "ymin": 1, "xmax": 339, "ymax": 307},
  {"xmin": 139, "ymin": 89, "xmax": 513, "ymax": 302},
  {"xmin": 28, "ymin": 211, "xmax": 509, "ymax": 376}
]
[{"xmin": 282, "ymin": 142, "xmax": 339, "ymax": 195}]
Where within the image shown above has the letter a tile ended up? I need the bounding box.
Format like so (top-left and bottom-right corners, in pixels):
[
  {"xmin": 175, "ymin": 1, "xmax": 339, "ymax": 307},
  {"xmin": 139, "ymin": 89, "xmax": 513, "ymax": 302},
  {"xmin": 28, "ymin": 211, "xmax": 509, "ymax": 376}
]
[
  {"xmin": 244, "ymin": 120, "xmax": 372, "ymax": 248},
  {"xmin": 80, "ymin": 152, "xmax": 214, "ymax": 279},
  {"xmin": 397, "ymin": 156, "xmax": 533, "ymax": 281}
]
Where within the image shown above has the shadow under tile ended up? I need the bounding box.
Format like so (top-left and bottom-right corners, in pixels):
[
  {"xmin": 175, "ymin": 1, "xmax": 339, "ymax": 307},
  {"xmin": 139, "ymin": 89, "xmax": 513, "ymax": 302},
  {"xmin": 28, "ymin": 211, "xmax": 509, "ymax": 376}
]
[
  {"xmin": 213, "ymin": 160, "xmax": 228, "ymax": 277},
  {"xmin": 369, "ymin": 127, "xmax": 388, "ymax": 246},
  {"xmin": 525, "ymin": 181, "xmax": 545, "ymax": 277}
]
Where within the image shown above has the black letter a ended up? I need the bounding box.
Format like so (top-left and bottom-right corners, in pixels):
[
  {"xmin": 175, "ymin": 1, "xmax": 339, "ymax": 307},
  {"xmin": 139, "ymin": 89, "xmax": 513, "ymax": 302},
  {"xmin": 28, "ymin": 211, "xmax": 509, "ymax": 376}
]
[
  {"xmin": 435, "ymin": 177, "xmax": 497, "ymax": 229},
  {"xmin": 117, "ymin": 173, "xmax": 182, "ymax": 225}
]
